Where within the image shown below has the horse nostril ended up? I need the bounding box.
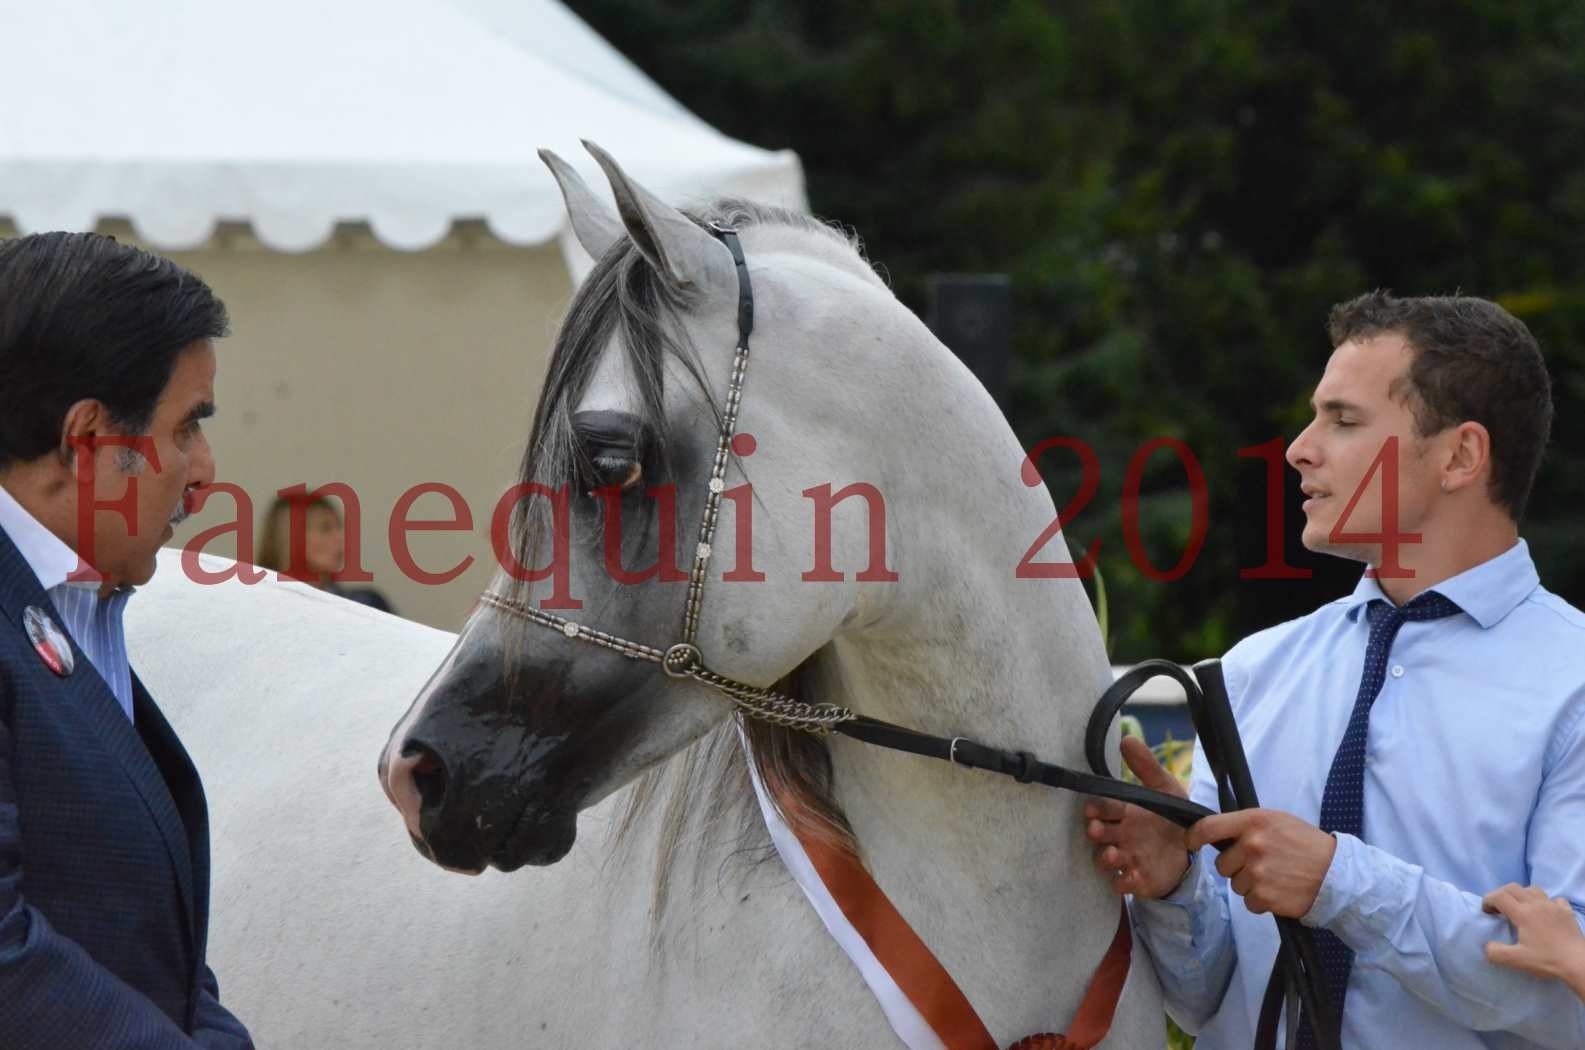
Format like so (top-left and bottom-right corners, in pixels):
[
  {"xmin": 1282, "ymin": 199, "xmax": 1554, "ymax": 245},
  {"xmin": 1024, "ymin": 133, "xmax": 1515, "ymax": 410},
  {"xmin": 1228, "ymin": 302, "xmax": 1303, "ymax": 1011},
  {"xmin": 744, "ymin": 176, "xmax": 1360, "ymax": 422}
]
[{"xmin": 405, "ymin": 744, "xmax": 448, "ymax": 813}]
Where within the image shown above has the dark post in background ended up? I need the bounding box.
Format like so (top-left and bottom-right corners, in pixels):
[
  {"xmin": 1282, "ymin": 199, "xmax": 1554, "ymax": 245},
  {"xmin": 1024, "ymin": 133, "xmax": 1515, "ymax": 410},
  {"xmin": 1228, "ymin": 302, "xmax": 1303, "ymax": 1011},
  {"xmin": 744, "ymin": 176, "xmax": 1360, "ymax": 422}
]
[{"xmin": 927, "ymin": 274, "xmax": 1012, "ymax": 408}]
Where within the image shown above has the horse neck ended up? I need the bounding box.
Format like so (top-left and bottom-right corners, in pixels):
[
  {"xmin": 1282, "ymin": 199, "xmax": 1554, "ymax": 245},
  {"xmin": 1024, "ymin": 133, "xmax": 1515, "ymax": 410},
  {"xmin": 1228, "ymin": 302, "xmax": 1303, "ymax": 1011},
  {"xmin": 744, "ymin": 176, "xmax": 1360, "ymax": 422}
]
[
  {"xmin": 824, "ymin": 566, "xmax": 1112, "ymax": 857},
  {"xmin": 814, "ymin": 389, "xmax": 1122, "ymax": 1007}
]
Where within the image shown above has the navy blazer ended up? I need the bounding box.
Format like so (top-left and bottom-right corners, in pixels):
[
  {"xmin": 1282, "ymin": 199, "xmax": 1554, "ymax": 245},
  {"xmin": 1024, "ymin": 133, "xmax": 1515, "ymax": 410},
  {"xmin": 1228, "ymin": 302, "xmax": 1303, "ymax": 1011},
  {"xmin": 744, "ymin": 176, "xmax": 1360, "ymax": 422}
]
[{"xmin": 0, "ymin": 525, "xmax": 252, "ymax": 1048}]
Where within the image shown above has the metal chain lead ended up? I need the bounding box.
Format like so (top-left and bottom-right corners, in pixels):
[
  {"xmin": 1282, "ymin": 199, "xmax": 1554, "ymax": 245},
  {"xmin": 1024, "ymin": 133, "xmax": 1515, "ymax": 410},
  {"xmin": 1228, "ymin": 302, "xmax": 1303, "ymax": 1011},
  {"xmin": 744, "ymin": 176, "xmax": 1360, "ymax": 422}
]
[{"xmin": 478, "ymin": 227, "xmax": 854, "ymax": 736}]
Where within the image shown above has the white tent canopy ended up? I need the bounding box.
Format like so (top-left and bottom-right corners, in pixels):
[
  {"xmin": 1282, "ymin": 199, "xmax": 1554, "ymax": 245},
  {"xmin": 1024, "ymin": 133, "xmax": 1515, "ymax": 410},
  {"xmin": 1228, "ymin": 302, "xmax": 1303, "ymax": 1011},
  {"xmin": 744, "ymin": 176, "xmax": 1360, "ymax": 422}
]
[
  {"xmin": 0, "ymin": 0, "xmax": 805, "ymax": 255},
  {"xmin": 444, "ymin": 0, "xmax": 709, "ymax": 128}
]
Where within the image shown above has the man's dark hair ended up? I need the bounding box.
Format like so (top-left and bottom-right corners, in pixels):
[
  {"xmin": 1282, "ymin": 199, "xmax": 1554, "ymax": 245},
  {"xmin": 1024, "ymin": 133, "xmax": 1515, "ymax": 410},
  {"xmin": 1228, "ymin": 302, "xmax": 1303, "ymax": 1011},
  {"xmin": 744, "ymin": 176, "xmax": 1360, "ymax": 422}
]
[
  {"xmin": 1328, "ymin": 290, "xmax": 1552, "ymax": 521},
  {"xmin": 0, "ymin": 232, "xmax": 229, "ymax": 468}
]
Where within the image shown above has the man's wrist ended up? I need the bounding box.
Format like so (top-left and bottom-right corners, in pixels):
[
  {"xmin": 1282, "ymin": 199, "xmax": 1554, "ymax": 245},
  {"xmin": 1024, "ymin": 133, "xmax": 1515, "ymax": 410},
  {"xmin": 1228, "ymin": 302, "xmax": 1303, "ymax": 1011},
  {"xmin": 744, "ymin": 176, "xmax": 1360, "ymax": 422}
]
[
  {"xmin": 1301, "ymin": 832, "xmax": 1353, "ymax": 928},
  {"xmin": 1159, "ymin": 849, "xmax": 1199, "ymax": 904},
  {"xmin": 1565, "ymin": 958, "xmax": 1585, "ymax": 1001}
]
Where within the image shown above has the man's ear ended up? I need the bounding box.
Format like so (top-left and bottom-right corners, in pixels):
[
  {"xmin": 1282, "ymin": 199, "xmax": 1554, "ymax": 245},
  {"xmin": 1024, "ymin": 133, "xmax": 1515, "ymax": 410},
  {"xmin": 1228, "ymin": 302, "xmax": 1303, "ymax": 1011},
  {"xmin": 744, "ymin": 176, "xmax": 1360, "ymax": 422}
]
[
  {"xmin": 1442, "ymin": 420, "xmax": 1491, "ymax": 494},
  {"xmin": 57, "ymin": 399, "xmax": 107, "ymax": 466}
]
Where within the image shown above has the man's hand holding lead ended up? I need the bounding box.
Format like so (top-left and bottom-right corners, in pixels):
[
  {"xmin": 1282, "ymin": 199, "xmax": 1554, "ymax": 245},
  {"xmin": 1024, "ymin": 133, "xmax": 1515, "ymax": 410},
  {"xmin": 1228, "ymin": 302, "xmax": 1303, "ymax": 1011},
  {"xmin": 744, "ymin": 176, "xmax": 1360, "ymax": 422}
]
[
  {"xmin": 1186, "ymin": 809, "xmax": 1337, "ymax": 918},
  {"xmin": 1084, "ymin": 736, "xmax": 1193, "ymax": 899}
]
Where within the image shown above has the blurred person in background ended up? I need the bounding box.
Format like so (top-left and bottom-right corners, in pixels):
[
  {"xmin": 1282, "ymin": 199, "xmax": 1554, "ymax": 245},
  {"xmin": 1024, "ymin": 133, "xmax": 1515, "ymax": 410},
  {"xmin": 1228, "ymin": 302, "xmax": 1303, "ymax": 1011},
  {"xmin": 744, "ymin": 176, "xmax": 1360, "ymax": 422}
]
[
  {"xmin": 1085, "ymin": 292, "xmax": 1585, "ymax": 1049},
  {"xmin": 257, "ymin": 493, "xmax": 394, "ymax": 613},
  {"xmin": 0, "ymin": 232, "xmax": 253, "ymax": 1048}
]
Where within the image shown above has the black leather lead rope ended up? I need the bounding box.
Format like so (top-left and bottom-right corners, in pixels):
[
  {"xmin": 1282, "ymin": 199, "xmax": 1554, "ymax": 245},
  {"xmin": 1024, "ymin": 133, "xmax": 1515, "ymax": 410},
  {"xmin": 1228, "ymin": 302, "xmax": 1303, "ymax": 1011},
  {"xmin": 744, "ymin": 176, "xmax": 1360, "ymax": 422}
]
[
  {"xmin": 836, "ymin": 715, "xmax": 1217, "ymax": 829},
  {"xmin": 830, "ymin": 657, "xmax": 1341, "ymax": 1050}
]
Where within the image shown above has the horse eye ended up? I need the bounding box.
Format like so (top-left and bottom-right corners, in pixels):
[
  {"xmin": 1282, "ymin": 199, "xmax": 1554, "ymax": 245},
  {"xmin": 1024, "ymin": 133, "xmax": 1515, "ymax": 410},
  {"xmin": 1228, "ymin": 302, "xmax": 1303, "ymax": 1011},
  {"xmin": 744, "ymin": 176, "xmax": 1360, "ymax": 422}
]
[{"xmin": 587, "ymin": 455, "xmax": 643, "ymax": 495}]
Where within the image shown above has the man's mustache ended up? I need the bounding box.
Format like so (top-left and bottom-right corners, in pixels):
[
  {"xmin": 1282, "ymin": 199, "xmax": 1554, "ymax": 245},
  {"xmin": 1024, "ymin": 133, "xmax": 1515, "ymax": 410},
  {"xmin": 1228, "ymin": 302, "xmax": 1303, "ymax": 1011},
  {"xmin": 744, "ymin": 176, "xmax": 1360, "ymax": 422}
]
[
  {"xmin": 112, "ymin": 449, "xmax": 195, "ymax": 531},
  {"xmin": 168, "ymin": 488, "xmax": 199, "ymax": 529}
]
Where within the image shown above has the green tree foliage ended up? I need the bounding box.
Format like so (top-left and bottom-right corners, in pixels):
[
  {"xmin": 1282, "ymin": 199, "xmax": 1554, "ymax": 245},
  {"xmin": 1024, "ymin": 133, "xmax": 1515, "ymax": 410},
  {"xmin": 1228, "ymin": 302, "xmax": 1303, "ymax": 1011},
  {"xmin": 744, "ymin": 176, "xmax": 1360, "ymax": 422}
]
[{"xmin": 571, "ymin": 0, "xmax": 1585, "ymax": 661}]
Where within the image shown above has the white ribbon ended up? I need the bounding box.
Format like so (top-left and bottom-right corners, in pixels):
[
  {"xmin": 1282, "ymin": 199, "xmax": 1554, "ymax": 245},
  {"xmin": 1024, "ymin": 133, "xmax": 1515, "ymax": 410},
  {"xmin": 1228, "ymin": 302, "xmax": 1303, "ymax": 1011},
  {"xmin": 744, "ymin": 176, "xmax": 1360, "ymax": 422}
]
[{"xmin": 738, "ymin": 725, "xmax": 947, "ymax": 1050}]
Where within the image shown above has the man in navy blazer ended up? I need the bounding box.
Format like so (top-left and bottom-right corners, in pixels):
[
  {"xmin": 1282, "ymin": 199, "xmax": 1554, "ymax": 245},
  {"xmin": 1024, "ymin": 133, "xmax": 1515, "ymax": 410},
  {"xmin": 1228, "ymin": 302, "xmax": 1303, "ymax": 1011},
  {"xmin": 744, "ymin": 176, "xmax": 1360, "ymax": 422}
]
[{"xmin": 0, "ymin": 233, "xmax": 253, "ymax": 1047}]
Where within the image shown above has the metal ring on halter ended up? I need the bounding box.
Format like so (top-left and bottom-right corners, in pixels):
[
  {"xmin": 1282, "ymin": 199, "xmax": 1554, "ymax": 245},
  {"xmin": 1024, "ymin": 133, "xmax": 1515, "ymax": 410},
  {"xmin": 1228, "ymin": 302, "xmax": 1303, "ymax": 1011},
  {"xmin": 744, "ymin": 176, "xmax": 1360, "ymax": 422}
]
[
  {"xmin": 662, "ymin": 643, "xmax": 703, "ymax": 679},
  {"xmin": 949, "ymin": 737, "xmax": 966, "ymax": 765}
]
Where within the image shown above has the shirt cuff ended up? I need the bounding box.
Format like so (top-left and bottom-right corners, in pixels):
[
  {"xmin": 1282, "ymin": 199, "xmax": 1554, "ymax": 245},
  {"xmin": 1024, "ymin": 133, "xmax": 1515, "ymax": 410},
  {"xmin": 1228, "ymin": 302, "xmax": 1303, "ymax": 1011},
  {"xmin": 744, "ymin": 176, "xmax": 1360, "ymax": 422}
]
[
  {"xmin": 1302, "ymin": 832, "xmax": 1352, "ymax": 927},
  {"xmin": 1132, "ymin": 847, "xmax": 1211, "ymax": 925},
  {"xmin": 1301, "ymin": 831, "xmax": 1417, "ymax": 941},
  {"xmin": 1162, "ymin": 849, "xmax": 1204, "ymax": 906}
]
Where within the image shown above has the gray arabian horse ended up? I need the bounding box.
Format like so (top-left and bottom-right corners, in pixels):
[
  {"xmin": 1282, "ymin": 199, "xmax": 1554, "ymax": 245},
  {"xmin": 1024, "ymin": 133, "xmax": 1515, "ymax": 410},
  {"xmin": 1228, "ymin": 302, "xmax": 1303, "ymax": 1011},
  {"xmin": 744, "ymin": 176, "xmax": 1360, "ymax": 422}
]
[
  {"xmin": 129, "ymin": 143, "xmax": 1165, "ymax": 1047},
  {"xmin": 375, "ymin": 143, "xmax": 1164, "ymax": 1047}
]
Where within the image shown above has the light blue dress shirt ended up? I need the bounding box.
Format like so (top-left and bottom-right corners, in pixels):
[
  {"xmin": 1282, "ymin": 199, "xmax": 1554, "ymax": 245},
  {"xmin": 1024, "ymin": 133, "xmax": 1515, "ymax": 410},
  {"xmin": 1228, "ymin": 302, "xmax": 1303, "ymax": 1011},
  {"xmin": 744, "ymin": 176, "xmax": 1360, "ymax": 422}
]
[
  {"xmin": 1132, "ymin": 540, "xmax": 1585, "ymax": 1049},
  {"xmin": 0, "ymin": 483, "xmax": 135, "ymax": 721}
]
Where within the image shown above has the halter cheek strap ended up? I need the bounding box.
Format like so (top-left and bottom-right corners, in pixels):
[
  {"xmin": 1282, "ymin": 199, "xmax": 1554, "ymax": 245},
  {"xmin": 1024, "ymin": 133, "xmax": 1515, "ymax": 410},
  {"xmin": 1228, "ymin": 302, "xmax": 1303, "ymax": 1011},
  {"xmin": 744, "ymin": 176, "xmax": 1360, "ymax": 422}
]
[{"xmin": 679, "ymin": 224, "xmax": 752, "ymax": 648}]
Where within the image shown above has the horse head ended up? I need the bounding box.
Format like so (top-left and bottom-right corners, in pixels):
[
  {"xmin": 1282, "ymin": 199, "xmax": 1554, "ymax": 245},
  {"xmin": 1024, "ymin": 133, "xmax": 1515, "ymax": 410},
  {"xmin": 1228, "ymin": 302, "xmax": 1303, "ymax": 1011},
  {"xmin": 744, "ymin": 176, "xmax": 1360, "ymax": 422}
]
[{"xmin": 379, "ymin": 143, "xmax": 1103, "ymax": 883}]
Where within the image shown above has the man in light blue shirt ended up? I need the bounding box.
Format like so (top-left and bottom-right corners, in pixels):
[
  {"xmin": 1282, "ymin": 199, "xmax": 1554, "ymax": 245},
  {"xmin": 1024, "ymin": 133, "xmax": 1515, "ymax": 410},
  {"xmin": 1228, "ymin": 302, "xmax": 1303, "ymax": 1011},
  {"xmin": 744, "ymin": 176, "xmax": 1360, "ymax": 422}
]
[{"xmin": 1085, "ymin": 291, "xmax": 1585, "ymax": 1048}]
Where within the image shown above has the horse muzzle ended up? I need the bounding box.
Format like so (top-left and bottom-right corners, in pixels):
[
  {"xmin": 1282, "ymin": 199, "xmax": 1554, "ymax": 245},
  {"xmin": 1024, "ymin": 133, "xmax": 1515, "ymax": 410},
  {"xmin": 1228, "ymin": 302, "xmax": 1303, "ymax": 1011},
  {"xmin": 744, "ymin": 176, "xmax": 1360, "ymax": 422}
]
[{"xmin": 383, "ymin": 734, "xmax": 589, "ymax": 872}]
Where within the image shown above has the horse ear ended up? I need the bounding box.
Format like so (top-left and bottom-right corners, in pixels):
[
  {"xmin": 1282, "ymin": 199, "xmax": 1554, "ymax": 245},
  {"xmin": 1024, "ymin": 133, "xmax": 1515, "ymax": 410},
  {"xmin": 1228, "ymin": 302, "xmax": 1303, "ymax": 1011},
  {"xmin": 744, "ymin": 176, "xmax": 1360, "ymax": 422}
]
[
  {"xmin": 581, "ymin": 140, "xmax": 735, "ymax": 295},
  {"xmin": 538, "ymin": 148, "xmax": 623, "ymax": 262}
]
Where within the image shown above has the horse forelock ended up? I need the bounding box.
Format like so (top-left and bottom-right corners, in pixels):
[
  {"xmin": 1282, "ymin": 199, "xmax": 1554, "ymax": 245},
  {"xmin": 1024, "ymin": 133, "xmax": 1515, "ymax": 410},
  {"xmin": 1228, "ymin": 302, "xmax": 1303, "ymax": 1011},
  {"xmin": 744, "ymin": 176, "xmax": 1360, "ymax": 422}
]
[{"xmin": 509, "ymin": 199, "xmax": 868, "ymax": 938}]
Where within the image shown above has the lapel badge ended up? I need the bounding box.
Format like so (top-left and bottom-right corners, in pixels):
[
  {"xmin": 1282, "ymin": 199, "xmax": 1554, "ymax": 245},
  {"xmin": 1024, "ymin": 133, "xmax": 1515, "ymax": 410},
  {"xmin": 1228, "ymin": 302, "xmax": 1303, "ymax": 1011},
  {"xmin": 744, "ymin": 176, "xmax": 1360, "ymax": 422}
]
[{"xmin": 23, "ymin": 605, "xmax": 74, "ymax": 678}]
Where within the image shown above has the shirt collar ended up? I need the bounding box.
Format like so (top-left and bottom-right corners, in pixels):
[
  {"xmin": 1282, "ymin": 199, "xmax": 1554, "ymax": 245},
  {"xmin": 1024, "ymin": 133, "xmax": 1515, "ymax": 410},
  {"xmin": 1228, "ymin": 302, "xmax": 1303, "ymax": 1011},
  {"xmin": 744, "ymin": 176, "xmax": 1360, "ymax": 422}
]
[
  {"xmin": 1341, "ymin": 538, "xmax": 1538, "ymax": 629},
  {"xmin": 0, "ymin": 481, "xmax": 104, "ymax": 591}
]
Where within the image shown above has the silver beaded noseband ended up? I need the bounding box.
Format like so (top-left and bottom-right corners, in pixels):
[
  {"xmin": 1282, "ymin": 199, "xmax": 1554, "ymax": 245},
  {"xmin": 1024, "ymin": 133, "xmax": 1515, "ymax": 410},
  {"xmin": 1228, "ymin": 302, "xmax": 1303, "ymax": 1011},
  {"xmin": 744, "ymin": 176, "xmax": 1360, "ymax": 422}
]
[{"xmin": 479, "ymin": 226, "xmax": 855, "ymax": 735}]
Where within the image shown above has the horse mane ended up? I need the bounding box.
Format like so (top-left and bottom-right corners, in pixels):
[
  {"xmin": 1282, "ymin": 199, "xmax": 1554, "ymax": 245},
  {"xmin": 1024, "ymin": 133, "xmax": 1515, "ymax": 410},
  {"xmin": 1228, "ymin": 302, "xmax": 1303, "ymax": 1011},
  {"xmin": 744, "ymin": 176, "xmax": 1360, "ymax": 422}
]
[{"xmin": 508, "ymin": 199, "xmax": 872, "ymax": 933}]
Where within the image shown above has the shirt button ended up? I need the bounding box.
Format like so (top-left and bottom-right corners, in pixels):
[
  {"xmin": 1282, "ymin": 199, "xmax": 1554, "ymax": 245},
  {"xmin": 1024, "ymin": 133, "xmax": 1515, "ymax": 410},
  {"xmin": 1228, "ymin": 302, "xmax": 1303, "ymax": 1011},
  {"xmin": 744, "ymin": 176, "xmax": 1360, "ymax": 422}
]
[{"xmin": 1391, "ymin": 665, "xmax": 1405, "ymax": 678}]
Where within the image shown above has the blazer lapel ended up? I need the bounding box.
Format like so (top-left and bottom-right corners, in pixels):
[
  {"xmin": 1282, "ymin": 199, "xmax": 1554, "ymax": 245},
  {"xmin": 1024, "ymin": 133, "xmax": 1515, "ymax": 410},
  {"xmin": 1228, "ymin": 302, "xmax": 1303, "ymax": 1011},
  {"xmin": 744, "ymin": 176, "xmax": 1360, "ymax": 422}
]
[
  {"xmin": 0, "ymin": 526, "xmax": 198, "ymax": 950},
  {"xmin": 132, "ymin": 672, "xmax": 210, "ymax": 956}
]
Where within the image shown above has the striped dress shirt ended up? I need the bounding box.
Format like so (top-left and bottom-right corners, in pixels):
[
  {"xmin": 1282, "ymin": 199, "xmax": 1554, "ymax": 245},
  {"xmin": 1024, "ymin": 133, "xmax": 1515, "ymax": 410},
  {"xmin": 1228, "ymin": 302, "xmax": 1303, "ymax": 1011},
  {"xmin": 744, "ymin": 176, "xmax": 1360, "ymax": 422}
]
[{"xmin": 0, "ymin": 482, "xmax": 135, "ymax": 721}]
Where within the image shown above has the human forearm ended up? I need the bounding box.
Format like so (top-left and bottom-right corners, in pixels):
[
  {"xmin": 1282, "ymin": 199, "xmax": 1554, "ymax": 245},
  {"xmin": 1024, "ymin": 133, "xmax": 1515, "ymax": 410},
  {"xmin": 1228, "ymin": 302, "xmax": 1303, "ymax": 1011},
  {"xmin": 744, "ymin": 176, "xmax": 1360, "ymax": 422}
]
[
  {"xmin": 190, "ymin": 966, "xmax": 253, "ymax": 1049},
  {"xmin": 0, "ymin": 924, "xmax": 207, "ymax": 1049},
  {"xmin": 1128, "ymin": 848, "xmax": 1238, "ymax": 1031},
  {"xmin": 1482, "ymin": 883, "xmax": 1585, "ymax": 1006},
  {"xmin": 192, "ymin": 1018, "xmax": 254, "ymax": 1050},
  {"xmin": 1566, "ymin": 962, "xmax": 1585, "ymax": 1003},
  {"xmin": 1, "ymin": 721, "xmax": 204, "ymax": 1050},
  {"xmin": 1307, "ymin": 835, "xmax": 1585, "ymax": 1047}
]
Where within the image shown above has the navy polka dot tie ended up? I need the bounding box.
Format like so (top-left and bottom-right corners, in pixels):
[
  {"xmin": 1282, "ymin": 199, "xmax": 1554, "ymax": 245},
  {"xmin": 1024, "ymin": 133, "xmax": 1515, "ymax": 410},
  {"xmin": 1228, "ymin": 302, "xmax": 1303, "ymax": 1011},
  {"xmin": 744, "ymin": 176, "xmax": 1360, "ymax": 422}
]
[{"xmin": 1296, "ymin": 590, "xmax": 1461, "ymax": 1049}]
